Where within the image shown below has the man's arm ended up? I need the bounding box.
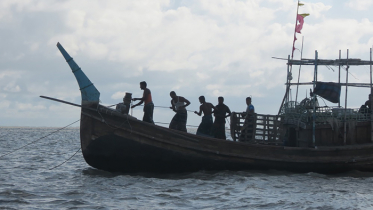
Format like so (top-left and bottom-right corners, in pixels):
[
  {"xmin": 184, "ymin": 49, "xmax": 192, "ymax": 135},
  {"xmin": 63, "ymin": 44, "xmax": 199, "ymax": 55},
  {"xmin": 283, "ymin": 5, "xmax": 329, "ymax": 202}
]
[
  {"xmin": 194, "ymin": 105, "xmax": 202, "ymax": 116},
  {"xmin": 132, "ymin": 89, "xmax": 150, "ymax": 108},
  {"xmin": 180, "ymin": 97, "xmax": 191, "ymax": 108}
]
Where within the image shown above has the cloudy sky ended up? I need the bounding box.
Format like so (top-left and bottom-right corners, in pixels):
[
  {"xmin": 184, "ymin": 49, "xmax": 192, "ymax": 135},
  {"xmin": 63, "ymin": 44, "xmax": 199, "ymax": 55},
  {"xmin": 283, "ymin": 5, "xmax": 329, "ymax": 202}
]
[{"xmin": 1, "ymin": 0, "xmax": 373, "ymax": 127}]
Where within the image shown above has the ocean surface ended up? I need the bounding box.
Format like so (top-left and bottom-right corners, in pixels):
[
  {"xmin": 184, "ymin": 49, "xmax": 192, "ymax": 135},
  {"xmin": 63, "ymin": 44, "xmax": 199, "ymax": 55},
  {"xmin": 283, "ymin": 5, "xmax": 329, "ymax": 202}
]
[{"xmin": 1, "ymin": 127, "xmax": 373, "ymax": 210}]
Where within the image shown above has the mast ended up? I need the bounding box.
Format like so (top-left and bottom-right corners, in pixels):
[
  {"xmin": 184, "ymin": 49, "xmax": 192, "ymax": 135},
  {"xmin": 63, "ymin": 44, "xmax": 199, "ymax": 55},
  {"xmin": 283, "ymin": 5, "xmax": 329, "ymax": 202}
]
[
  {"xmin": 280, "ymin": 0, "xmax": 301, "ymax": 113},
  {"xmin": 295, "ymin": 36, "xmax": 304, "ymax": 103},
  {"xmin": 369, "ymin": 48, "xmax": 373, "ymax": 142},
  {"xmin": 312, "ymin": 50, "xmax": 318, "ymax": 147},
  {"xmin": 291, "ymin": 0, "xmax": 301, "ymax": 60},
  {"xmin": 278, "ymin": 55, "xmax": 291, "ymax": 115},
  {"xmin": 369, "ymin": 48, "xmax": 372, "ymax": 89},
  {"xmin": 338, "ymin": 50, "xmax": 341, "ymax": 107},
  {"xmin": 343, "ymin": 49, "xmax": 349, "ymax": 145}
]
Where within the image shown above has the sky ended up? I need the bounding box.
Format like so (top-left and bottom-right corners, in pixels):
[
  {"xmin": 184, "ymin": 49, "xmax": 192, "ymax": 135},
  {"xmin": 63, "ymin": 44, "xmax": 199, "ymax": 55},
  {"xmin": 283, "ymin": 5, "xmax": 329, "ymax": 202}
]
[{"xmin": 1, "ymin": 0, "xmax": 373, "ymax": 127}]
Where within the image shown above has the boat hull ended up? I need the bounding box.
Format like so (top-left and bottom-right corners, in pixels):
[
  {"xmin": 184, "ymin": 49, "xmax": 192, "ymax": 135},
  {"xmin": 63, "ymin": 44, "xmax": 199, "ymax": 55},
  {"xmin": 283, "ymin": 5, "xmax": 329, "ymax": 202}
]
[{"xmin": 79, "ymin": 106, "xmax": 373, "ymax": 174}]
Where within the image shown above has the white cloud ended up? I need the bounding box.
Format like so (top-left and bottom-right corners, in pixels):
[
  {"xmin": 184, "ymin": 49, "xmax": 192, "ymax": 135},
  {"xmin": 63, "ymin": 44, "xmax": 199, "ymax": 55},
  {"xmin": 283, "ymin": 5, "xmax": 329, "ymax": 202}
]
[
  {"xmin": 0, "ymin": 70, "xmax": 22, "ymax": 79},
  {"xmin": 3, "ymin": 82, "xmax": 21, "ymax": 92},
  {"xmin": 111, "ymin": 91, "xmax": 128, "ymax": 100},
  {"xmin": 345, "ymin": 0, "xmax": 373, "ymax": 11},
  {"xmin": 302, "ymin": 3, "xmax": 331, "ymax": 19},
  {"xmin": 0, "ymin": 100, "xmax": 10, "ymax": 109},
  {"xmin": 15, "ymin": 102, "xmax": 46, "ymax": 111},
  {"xmin": 1, "ymin": 0, "xmax": 373, "ymax": 126}
]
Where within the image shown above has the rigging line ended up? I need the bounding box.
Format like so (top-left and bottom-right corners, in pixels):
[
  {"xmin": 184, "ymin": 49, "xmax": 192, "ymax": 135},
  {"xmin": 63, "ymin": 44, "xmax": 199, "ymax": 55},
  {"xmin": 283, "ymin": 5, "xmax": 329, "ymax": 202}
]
[
  {"xmin": 341, "ymin": 66, "xmax": 359, "ymax": 80},
  {"xmin": 154, "ymin": 105, "xmax": 195, "ymax": 113},
  {"xmin": 0, "ymin": 119, "xmax": 80, "ymax": 159},
  {"xmin": 49, "ymin": 148, "xmax": 81, "ymax": 170},
  {"xmin": 326, "ymin": 65, "xmax": 335, "ymax": 72},
  {"xmin": 105, "ymin": 103, "xmax": 195, "ymax": 113}
]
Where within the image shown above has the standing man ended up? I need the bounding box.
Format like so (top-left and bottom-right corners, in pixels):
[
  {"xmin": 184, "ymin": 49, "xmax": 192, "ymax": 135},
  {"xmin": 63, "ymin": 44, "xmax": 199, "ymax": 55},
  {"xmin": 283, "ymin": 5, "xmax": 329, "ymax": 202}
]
[
  {"xmin": 169, "ymin": 91, "xmax": 191, "ymax": 132},
  {"xmin": 245, "ymin": 97, "xmax": 255, "ymax": 114},
  {"xmin": 212, "ymin": 97, "xmax": 231, "ymax": 140},
  {"xmin": 131, "ymin": 81, "xmax": 154, "ymax": 124},
  {"xmin": 194, "ymin": 96, "xmax": 215, "ymax": 136},
  {"xmin": 240, "ymin": 96, "xmax": 255, "ymax": 141}
]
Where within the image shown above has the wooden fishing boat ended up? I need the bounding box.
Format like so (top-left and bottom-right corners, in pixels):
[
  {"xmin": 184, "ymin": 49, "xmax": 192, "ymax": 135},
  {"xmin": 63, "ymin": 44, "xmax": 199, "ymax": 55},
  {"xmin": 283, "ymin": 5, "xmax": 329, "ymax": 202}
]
[{"xmin": 47, "ymin": 42, "xmax": 373, "ymax": 174}]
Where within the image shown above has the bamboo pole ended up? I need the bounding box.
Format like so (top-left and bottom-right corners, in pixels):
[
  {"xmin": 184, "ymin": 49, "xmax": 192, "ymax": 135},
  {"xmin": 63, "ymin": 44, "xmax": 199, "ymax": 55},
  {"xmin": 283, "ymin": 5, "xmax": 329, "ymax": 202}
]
[
  {"xmin": 288, "ymin": 0, "xmax": 301, "ymax": 105},
  {"xmin": 291, "ymin": 0, "xmax": 300, "ymax": 60},
  {"xmin": 312, "ymin": 50, "xmax": 318, "ymax": 147},
  {"xmin": 338, "ymin": 50, "xmax": 341, "ymax": 107},
  {"xmin": 344, "ymin": 49, "xmax": 349, "ymax": 145},
  {"xmin": 370, "ymin": 48, "xmax": 372, "ymax": 88},
  {"xmin": 295, "ymin": 36, "xmax": 304, "ymax": 103},
  {"xmin": 278, "ymin": 55, "xmax": 291, "ymax": 115},
  {"xmin": 369, "ymin": 48, "xmax": 373, "ymax": 142}
]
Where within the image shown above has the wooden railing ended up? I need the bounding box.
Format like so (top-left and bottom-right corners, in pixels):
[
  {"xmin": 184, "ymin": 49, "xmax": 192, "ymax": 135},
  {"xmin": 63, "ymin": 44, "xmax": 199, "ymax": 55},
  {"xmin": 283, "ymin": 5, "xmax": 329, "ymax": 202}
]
[{"xmin": 230, "ymin": 112, "xmax": 284, "ymax": 145}]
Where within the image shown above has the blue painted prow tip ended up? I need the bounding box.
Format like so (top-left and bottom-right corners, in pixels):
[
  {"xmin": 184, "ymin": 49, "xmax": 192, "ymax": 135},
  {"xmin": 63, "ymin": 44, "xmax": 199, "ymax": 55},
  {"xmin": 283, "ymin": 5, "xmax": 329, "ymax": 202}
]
[{"xmin": 56, "ymin": 42, "xmax": 100, "ymax": 105}]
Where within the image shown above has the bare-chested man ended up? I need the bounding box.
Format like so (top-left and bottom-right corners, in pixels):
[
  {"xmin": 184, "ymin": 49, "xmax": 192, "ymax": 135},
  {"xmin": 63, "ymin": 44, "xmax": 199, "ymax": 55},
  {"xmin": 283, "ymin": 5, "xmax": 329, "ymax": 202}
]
[
  {"xmin": 169, "ymin": 91, "xmax": 191, "ymax": 132},
  {"xmin": 212, "ymin": 96, "xmax": 231, "ymax": 140},
  {"xmin": 194, "ymin": 96, "xmax": 215, "ymax": 136}
]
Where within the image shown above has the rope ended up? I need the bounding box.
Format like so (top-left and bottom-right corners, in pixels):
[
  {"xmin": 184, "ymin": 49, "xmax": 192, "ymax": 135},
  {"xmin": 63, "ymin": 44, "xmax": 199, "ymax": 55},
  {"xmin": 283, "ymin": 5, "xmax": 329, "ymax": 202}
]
[
  {"xmin": 106, "ymin": 103, "xmax": 195, "ymax": 113},
  {"xmin": 97, "ymin": 106, "xmax": 133, "ymax": 135},
  {"xmin": 49, "ymin": 147, "xmax": 81, "ymax": 170},
  {"xmin": 154, "ymin": 121, "xmax": 199, "ymax": 128},
  {"xmin": 0, "ymin": 119, "xmax": 80, "ymax": 159}
]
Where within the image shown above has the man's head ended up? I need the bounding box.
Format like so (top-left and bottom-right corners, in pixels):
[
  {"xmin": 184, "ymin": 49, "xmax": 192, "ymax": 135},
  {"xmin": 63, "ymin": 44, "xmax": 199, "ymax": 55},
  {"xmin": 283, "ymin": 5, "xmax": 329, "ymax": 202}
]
[
  {"xmin": 246, "ymin": 97, "xmax": 251, "ymax": 105},
  {"xmin": 140, "ymin": 81, "xmax": 147, "ymax": 90},
  {"xmin": 170, "ymin": 91, "xmax": 177, "ymax": 99},
  {"xmin": 218, "ymin": 96, "xmax": 224, "ymax": 105},
  {"xmin": 199, "ymin": 96, "xmax": 205, "ymax": 104}
]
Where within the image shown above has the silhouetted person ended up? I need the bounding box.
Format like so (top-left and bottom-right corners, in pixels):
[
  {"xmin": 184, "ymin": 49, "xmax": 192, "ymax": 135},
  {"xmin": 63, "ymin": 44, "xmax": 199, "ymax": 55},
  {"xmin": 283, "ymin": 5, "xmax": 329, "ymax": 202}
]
[
  {"xmin": 212, "ymin": 97, "xmax": 231, "ymax": 140},
  {"xmin": 131, "ymin": 81, "xmax": 154, "ymax": 124},
  {"xmin": 240, "ymin": 97, "xmax": 255, "ymax": 141},
  {"xmin": 194, "ymin": 96, "xmax": 215, "ymax": 136},
  {"xmin": 169, "ymin": 91, "xmax": 191, "ymax": 132},
  {"xmin": 116, "ymin": 93, "xmax": 132, "ymax": 115}
]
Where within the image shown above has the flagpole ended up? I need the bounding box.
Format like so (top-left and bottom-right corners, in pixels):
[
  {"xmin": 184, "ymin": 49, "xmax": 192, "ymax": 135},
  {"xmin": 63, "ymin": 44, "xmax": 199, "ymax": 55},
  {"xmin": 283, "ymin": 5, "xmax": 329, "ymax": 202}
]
[
  {"xmin": 295, "ymin": 36, "xmax": 304, "ymax": 103},
  {"xmin": 285, "ymin": 0, "xmax": 300, "ymax": 105},
  {"xmin": 291, "ymin": 0, "xmax": 300, "ymax": 60}
]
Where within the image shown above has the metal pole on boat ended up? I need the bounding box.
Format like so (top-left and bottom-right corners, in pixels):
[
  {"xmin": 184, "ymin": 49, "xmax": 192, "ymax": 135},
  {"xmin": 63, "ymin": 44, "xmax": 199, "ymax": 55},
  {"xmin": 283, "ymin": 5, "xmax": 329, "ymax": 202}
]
[
  {"xmin": 344, "ymin": 49, "xmax": 349, "ymax": 145},
  {"xmin": 369, "ymin": 48, "xmax": 373, "ymax": 142},
  {"xmin": 295, "ymin": 36, "xmax": 304, "ymax": 103},
  {"xmin": 370, "ymin": 48, "xmax": 372, "ymax": 89},
  {"xmin": 277, "ymin": 55, "xmax": 291, "ymax": 115},
  {"xmin": 286, "ymin": 55, "xmax": 291, "ymax": 104},
  {"xmin": 338, "ymin": 50, "xmax": 341, "ymax": 107},
  {"xmin": 312, "ymin": 50, "xmax": 318, "ymax": 147}
]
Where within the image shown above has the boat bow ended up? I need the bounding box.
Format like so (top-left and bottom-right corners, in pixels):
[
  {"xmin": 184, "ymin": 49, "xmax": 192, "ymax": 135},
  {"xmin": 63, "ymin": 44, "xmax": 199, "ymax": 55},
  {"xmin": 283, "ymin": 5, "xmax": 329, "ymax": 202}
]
[{"xmin": 56, "ymin": 42, "xmax": 100, "ymax": 105}]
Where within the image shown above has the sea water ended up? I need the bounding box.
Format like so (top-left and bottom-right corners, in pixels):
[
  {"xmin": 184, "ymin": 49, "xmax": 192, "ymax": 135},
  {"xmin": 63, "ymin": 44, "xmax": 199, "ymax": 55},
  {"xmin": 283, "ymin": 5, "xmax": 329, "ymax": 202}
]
[{"xmin": 1, "ymin": 127, "xmax": 373, "ymax": 209}]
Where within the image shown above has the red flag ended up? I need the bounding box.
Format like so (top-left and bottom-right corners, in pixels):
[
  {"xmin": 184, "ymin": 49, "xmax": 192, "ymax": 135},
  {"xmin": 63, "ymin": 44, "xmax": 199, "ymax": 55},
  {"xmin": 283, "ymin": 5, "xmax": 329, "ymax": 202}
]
[{"xmin": 295, "ymin": 13, "xmax": 309, "ymax": 34}]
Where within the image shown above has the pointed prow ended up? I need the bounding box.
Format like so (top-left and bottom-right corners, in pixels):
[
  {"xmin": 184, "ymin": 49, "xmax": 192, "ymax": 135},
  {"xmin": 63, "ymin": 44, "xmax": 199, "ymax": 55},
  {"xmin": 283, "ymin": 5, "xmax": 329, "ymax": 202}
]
[{"xmin": 56, "ymin": 42, "xmax": 100, "ymax": 106}]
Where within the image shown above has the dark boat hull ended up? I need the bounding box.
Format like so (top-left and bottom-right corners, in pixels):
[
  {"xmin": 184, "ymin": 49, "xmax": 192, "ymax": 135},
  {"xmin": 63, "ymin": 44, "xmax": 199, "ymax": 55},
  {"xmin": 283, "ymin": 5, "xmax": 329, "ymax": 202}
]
[{"xmin": 79, "ymin": 106, "xmax": 373, "ymax": 174}]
